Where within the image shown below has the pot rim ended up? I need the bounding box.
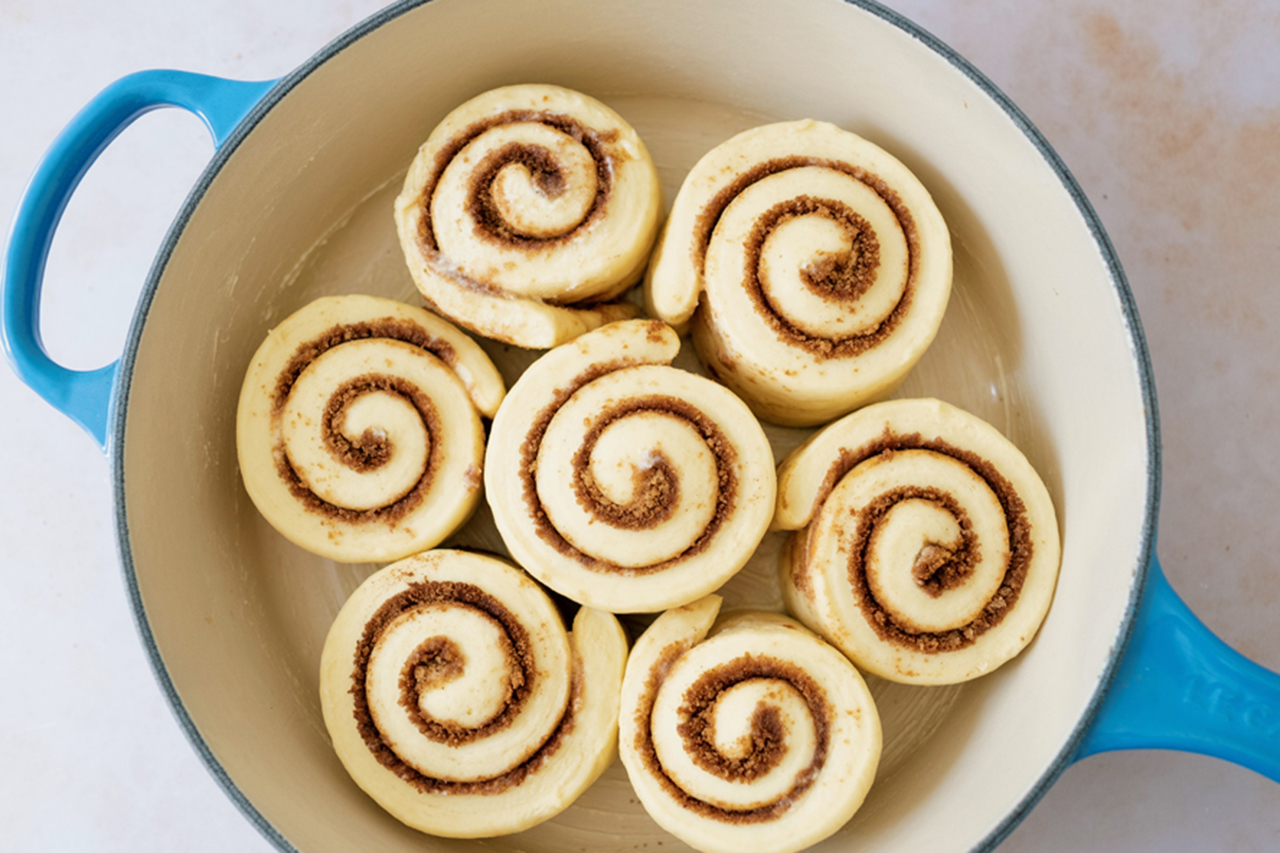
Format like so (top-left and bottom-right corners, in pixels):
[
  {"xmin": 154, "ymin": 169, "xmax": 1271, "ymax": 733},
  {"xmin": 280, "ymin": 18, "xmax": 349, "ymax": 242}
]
[{"xmin": 106, "ymin": 1, "xmax": 1161, "ymax": 851}]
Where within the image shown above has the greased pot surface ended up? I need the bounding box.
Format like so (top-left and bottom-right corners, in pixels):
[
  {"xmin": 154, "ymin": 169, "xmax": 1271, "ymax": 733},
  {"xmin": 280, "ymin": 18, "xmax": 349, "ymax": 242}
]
[{"xmin": 82, "ymin": 0, "xmax": 1158, "ymax": 850}]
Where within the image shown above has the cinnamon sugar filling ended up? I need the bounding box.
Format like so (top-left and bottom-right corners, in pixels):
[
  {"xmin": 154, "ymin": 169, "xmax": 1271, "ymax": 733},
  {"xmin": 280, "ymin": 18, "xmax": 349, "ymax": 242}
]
[
  {"xmin": 269, "ymin": 320, "xmax": 460, "ymax": 523},
  {"xmin": 521, "ymin": 382, "xmax": 738, "ymax": 574},
  {"xmin": 350, "ymin": 580, "xmax": 577, "ymax": 794},
  {"xmin": 636, "ymin": 650, "xmax": 832, "ymax": 823},
  {"xmin": 808, "ymin": 432, "xmax": 1032, "ymax": 652},
  {"xmin": 275, "ymin": 373, "xmax": 443, "ymax": 524},
  {"xmin": 747, "ymin": 196, "xmax": 902, "ymax": 357},
  {"xmin": 271, "ymin": 319, "xmax": 458, "ymax": 412},
  {"xmin": 694, "ymin": 157, "xmax": 919, "ymax": 358},
  {"xmin": 415, "ymin": 110, "xmax": 616, "ymax": 267}
]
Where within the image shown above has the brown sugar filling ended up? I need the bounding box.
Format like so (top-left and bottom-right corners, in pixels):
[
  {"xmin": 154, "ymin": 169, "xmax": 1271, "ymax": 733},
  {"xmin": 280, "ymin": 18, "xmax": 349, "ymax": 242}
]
[
  {"xmin": 569, "ymin": 394, "xmax": 736, "ymax": 532},
  {"xmin": 694, "ymin": 157, "xmax": 919, "ymax": 358},
  {"xmin": 798, "ymin": 212, "xmax": 880, "ymax": 301},
  {"xmin": 276, "ymin": 373, "xmax": 443, "ymax": 525},
  {"xmin": 415, "ymin": 110, "xmax": 615, "ymax": 277},
  {"xmin": 522, "ymin": 384, "xmax": 738, "ymax": 574},
  {"xmin": 322, "ymin": 376, "xmax": 404, "ymax": 473},
  {"xmin": 909, "ymin": 536, "xmax": 971, "ymax": 597},
  {"xmin": 401, "ymin": 636, "xmax": 466, "ymax": 693},
  {"xmin": 350, "ymin": 580, "xmax": 578, "ymax": 793},
  {"xmin": 747, "ymin": 197, "xmax": 901, "ymax": 358},
  {"xmin": 469, "ymin": 142, "xmax": 581, "ymax": 243},
  {"xmin": 573, "ymin": 448, "xmax": 679, "ymax": 530},
  {"xmin": 859, "ymin": 488, "xmax": 977, "ymax": 633},
  {"xmin": 397, "ymin": 621, "xmax": 517, "ymax": 744},
  {"xmin": 270, "ymin": 319, "xmax": 458, "ymax": 524},
  {"xmin": 636, "ymin": 651, "xmax": 832, "ymax": 822},
  {"xmin": 809, "ymin": 432, "xmax": 1032, "ymax": 652},
  {"xmin": 271, "ymin": 318, "xmax": 458, "ymax": 411}
]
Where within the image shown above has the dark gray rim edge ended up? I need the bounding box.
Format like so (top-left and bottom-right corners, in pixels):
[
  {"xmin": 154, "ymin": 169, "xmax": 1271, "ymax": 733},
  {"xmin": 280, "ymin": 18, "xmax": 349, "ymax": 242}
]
[{"xmin": 106, "ymin": 1, "xmax": 1162, "ymax": 852}]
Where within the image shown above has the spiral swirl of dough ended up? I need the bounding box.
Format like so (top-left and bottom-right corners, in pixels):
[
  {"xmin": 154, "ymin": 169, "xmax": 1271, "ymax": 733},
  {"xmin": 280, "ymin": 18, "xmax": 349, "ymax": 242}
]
[
  {"xmin": 394, "ymin": 84, "xmax": 663, "ymax": 348},
  {"xmin": 645, "ymin": 120, "xmax": 951, "ymax": 426},
  {"xmin": 485, "ymin": 319, "xmax": 776, "ymax": 613},
  {"xmin": 774, "ymin": 398, "xmax": 1061, "ymax": 685},
  {"xmin": 236, "ymin": 295, "xmax": 505, "ymax": 562},
  {"xmin": 618, "ymin": 595, "xmax": 881, "ymax": 853},
  {"xmin": 320, "ymin": 549, "xmax": 627, "ymax": 837}
]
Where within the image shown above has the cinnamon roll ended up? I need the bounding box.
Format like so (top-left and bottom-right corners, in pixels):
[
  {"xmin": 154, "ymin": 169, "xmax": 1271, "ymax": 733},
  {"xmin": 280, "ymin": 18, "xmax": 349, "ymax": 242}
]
[
  {"xmin": 236, "ymin": 294, "xmax": 504, "ymax": 563},
  {"xmin": 319, "ymin": 549, "xmax": 627, "ymax": 837},
  {"xmin": 775, "ymin": 398, "xmax": 1061, "ymax": 685},
  {"xmin": 394, "ymin": 84, "xmax": 663, "ymax": 348},
  {"xmin": 619, "ymin": 595, "xmax": 881, "ymax": 853},
  {"xmin": 645, "ymin": 120, "xmax": 951, "ymax": 426},
  {"xmin": 485, "ymin": 319, "xmax": 776, "ymax": 613}
]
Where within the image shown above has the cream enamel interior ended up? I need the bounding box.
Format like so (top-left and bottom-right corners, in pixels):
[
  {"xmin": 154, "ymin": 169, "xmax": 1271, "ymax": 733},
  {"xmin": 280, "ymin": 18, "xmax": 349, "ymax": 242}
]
[{"xmin": 119, "ymin": 0, "xmax": 1151, "ymax": 851}]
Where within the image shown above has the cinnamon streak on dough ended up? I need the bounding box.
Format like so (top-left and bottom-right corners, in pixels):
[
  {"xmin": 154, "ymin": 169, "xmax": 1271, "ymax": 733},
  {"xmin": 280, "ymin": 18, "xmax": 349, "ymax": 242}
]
[
  {"xmin": 813, "ymin": 431, "xmax": 1031, "ymax": 654},
  {"xmin": 633, "ymin": 653, "xmax": 832, "ymax": 823},
  {"xmin": 692, "ymin": 157, "xmax": 918, "ymax": 358},
  {"xmin": 270, "ymin": 319, "xmax": 456, "ymax": 524},
  {"xmin": 350, "ymin": 579, "xmax": 578, "ymax": 794}
]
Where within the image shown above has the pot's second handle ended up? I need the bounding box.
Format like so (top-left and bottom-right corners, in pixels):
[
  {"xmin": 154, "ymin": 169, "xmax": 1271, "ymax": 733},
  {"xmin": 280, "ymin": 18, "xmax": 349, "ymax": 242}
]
[
  {"xmin": 1075, "ymin": 556, "xmax": 1280, "ymax": 781},
  {"xmin": 2, "ymin": 70, "xmax": 274, "ymax": 451}
]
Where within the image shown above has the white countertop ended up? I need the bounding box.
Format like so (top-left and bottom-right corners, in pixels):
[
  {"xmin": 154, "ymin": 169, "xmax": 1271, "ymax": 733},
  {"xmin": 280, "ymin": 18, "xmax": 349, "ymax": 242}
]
[{"xmin": 2, "ymin": 1, "xmax": 1277, "ymax": 850}]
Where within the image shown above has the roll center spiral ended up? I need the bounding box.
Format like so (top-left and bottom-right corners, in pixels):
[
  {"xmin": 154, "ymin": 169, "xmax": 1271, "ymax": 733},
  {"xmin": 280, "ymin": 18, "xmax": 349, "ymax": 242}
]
[
  {"xmin": 419, "ymin": 111, "xmax": 621, "ymax": 296},
  {"xmin": 762, "ymin": 199, "xmax": 880, "ymax": 301},
  {"xmin": 391, "ymin": 608, "xmax": 520, "ymax": 739},
  {"xmin": 472, "ymin": 134, "xmax": 599, "ymax": 241},
  {"xmin": 321, "ymin": 376, "xmax": 422, "ymax": 472},
  {"xmin": 539, "ymin": 388, "xmax": 736, "ymax": 571},
  {"xmin": 738, "ymin": 181, "xmax": 907, "ymax": 346},
  {"xmin": 822, "ymin": 440, "xmax": 1032, "ymax": 648},
  {"xmin": 350, "ymin": 580, "xmax": 568, "ymax": 789},
  {"xmin": 647, "ymin": 652, "xmax": 832, "ymax": 820},
  {"xmin": 263, "ymin": 318, "xmax": 466, "ymax": 526},
  {"xmin": 799, "ymin": 220, "xmax": 880, "ymax": 299},
  {"xmin": 281, "ymin": 362, "xmax": 440, "ymax": 516},
  {"xmin": 679, "ymin": 680, "xmax": 791, "ymax": 781}
]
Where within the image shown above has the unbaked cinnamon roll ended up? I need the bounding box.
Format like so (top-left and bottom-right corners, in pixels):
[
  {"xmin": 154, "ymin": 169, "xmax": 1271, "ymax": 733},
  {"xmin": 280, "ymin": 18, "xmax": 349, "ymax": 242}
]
[
  {"xmin": 394, "ymin": 84, "xmax": 663, "ymax": 348},
  {"xmin": 485, "ymin": 319, "xmax": 776, "ymax": 613},
  {"xmin": 236, "ymin": 295, "xmax": 504, "ymax": 563},
  {"xmin": 619, "ymin": 595, "xmax": 881, "ymax": 853},
  {"xmin": 645, "ymin": 120, "xmax": 951, "ymax": 426},
  {"xmin": 775, "ymin": 398, "xmax": 1061, "ymax": 685},
  {"xmin": 320, "ymin": 549, "xmax": 627, "ymax": 837}
]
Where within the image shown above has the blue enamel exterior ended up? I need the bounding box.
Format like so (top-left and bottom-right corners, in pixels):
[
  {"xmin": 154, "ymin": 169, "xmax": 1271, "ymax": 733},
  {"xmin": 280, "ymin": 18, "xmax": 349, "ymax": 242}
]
[
  {"xmin": 1076, "ymin": 556, "xmax": 1280, "ymax": 780},
  {"xmin": 3, "ymin": 2, "xmax": 1276, "ymax": 852},
  {"xmin": 1, "ymin": 70, "xmax": 273, "ymax": 448}
]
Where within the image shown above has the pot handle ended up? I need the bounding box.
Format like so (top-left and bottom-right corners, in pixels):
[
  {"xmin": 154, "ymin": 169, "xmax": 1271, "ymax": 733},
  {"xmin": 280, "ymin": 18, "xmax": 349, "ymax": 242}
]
[
  {"xmin": 1075, "ymin": 555, "xmax": 1280, "ymax": 781},
  {"xmin": 2, "ymin": 70, "xmax": 275, "ymax": 451}
]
